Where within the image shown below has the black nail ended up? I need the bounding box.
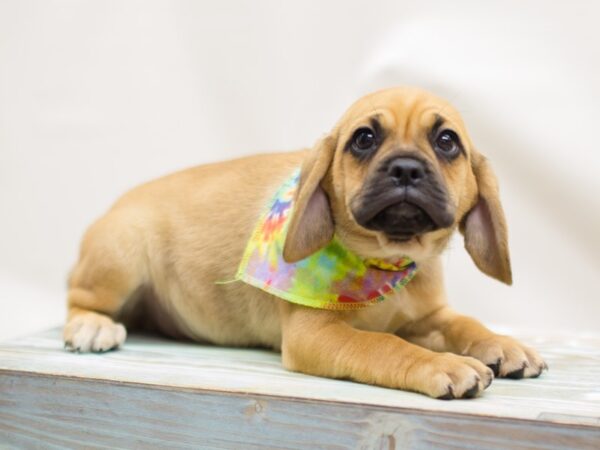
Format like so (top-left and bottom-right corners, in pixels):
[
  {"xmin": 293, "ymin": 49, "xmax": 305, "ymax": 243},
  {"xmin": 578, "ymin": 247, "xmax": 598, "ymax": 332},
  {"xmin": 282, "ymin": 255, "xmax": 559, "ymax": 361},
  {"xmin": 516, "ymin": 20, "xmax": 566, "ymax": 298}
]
[
  {"xmin": 437, "ymin": 385, "xmax": 455, "ymax": 400},
  {"xmin": 487, "ymin": 358, "xmax": 501, "ymax": 377},
  {"xmin": 463, "ymin": 383, "xmax": 480, "ymax": 398},
  {"xmin": 505, "ymin": 363, "xmax": 527, "ymax": 379}
]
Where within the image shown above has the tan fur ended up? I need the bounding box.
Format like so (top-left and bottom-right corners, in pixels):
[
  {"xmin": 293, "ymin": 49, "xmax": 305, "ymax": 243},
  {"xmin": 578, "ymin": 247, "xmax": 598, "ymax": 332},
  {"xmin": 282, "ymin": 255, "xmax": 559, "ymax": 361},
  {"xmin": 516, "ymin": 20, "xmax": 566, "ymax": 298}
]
[{"xmin": 64, "ymin": 87, "xmax": 546, "ymax": 399}]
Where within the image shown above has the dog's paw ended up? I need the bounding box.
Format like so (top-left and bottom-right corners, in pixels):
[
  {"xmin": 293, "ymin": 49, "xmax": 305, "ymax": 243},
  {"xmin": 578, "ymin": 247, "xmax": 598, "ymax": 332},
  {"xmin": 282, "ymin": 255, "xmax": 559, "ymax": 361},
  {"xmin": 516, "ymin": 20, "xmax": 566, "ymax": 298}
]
[
  {"xmin": 63, "ymin": 312, "xmax": 126, "ymax": 353},
  {"xmin": 466, "ymin": 335, "xmax": 547, "ymax": 379},
  {"xmin": 408, "ymin": 352, "xmax": 494, "ymax": 400}
]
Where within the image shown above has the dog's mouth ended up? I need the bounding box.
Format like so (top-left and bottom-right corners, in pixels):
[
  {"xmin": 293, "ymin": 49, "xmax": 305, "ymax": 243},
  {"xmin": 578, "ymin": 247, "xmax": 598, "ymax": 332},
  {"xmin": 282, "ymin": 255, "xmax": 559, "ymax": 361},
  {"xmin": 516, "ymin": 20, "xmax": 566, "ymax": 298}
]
[
  {"xmin": 366, "ymin": 202, "xmax": 436, "ymax": 241},
  {"xmin": 352, "ymin": 186, "xmax": 455, "ymax": 241}
]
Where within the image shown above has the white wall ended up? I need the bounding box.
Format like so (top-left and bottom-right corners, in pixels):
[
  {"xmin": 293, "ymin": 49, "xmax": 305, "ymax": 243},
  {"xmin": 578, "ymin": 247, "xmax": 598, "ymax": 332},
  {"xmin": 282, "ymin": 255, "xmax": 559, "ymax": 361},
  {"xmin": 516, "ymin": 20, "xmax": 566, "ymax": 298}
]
[{"xmin": 1, "ymin": 0, "xmax": 599, "ymax": 340}]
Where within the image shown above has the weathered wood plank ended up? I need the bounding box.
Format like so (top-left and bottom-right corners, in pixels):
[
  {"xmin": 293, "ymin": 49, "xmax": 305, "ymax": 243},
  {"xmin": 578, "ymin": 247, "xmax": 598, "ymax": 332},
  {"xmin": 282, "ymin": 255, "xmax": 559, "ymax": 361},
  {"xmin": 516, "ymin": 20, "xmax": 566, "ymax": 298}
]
[
  {"xmin": 1, "ymin": 372, "xmax": 599, "ymax": 450},
  {"xmin": 1, "ymin": 328, "xmax": 599, "ymax": 448},
  {"xmin": 2, "ymin": 329, "xmax": 600, "ymax": 425}
]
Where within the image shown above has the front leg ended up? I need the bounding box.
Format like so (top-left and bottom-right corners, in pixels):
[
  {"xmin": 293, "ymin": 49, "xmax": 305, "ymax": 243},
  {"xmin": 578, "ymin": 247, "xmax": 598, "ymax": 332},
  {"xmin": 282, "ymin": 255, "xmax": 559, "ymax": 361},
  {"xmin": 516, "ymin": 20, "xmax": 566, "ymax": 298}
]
[
  {"xmin": 279, "ymin": 304, "xmax": 493, "ymax": 399},
  {"xmin": 401, "ymin": 307, "xmax": 547, "ymax": 379}
]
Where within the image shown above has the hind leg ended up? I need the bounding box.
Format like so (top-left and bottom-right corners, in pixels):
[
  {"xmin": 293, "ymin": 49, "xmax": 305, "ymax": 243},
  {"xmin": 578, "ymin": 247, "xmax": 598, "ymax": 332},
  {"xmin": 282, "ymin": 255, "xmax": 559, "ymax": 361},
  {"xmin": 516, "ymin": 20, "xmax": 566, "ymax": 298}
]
[{"xmin": 64, "ymin": 214, "xmax": 146, "ymax": 352}]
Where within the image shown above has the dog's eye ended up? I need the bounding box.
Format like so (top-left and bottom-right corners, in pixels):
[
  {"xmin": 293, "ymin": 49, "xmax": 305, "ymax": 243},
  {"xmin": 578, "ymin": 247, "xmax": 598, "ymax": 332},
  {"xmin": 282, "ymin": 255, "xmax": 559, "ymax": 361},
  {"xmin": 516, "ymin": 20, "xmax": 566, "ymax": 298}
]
[
  {"xmin": 351, "ymin": 127, "xmax": 377, "ymax": 153},
  {"xmin": 435, "ymin": 130, "xmax": 460, "ymax": 158}
]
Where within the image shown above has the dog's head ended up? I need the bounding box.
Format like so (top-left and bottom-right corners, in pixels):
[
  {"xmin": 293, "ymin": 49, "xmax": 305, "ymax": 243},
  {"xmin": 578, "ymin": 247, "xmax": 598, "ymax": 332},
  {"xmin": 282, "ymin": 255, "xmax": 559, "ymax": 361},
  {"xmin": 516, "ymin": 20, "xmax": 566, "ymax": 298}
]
[{"xmin": 283, "ymin": 87, "xmax": 512, "ymax": 284}]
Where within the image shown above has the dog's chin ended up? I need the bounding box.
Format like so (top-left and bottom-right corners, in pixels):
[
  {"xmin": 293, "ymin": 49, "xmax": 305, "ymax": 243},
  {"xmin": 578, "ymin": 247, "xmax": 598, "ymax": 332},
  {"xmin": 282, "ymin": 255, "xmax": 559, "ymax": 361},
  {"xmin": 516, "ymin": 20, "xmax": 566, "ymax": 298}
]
[{"xmin": 365, "ymin": 202, "xmax": 438, "ymax": 243}]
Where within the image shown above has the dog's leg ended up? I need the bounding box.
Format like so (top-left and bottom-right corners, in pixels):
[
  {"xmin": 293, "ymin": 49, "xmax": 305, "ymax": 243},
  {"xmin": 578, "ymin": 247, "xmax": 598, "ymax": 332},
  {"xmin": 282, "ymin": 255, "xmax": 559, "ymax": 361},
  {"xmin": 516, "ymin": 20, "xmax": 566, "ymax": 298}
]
[
  {"xmin": 63, "ymin": 213, "xmax": 146, "ymax": 352},
  {"xmin": 280, "ymin": 304, "xmax": 493, "ymax": 399},
  {"xmin": 400, "ymin": 307, "xmax": 547, "ymax": 379}
]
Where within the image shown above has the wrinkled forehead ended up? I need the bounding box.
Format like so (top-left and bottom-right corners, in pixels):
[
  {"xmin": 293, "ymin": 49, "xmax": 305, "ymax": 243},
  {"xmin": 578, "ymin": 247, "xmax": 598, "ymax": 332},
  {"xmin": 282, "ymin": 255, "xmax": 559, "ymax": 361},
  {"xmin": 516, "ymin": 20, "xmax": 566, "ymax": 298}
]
[{"xmin": 337, "ymin": 88, "xmax": 468, "ymax": 143}]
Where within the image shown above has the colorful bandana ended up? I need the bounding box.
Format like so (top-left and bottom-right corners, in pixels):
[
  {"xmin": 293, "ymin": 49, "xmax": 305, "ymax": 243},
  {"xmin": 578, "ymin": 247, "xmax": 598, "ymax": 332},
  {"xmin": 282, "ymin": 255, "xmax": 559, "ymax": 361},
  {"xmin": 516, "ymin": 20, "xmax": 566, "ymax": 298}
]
[{"xmin": 235, "ymin": 169, "xmax": 417, "ymax": 310}]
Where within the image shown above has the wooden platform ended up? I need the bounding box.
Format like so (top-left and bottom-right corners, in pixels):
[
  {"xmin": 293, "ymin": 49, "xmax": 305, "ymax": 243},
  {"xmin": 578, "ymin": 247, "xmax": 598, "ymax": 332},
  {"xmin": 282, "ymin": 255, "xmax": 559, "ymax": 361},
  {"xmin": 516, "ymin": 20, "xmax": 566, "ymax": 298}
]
[{"xmin": 1, "ymin": 328, "xmax": 599, "ymax": 449}]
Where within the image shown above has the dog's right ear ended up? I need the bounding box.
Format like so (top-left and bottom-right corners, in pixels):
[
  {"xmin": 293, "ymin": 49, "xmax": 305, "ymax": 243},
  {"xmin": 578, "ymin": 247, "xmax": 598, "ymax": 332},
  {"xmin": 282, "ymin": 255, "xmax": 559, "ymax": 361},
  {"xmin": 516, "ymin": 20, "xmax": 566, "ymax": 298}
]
[{"xmin": 283, "ymin": 136, "xmax": 336, "ymax": 263}]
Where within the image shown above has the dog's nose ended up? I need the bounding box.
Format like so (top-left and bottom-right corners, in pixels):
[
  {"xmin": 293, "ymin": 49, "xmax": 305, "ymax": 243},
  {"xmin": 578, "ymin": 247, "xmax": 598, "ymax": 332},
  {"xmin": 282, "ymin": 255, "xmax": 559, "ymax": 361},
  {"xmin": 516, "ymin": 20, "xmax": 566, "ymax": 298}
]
[{"xmin": 387, "ymin": 158, "xmax": 426, "ymax": 187}]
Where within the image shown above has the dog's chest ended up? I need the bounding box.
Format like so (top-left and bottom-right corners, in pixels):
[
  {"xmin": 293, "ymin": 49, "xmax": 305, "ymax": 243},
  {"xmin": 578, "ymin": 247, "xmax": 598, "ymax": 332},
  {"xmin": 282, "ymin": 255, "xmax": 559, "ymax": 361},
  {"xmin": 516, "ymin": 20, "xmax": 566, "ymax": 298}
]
[{"xmin": 350, "ymin": 289, "xmax": 437, "ymax": 333}]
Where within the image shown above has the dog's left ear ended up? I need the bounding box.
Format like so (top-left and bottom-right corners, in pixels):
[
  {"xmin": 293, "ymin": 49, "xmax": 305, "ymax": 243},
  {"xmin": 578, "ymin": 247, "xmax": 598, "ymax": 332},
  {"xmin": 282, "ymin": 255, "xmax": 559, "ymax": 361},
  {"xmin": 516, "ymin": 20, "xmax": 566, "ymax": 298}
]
[
  {"xmin": 460, "ymin": 152, "xmax": 512, "ymax": 285},
  {"xmin": 283, "ymin": 136, "xmax": 336, "ymax": 263}
]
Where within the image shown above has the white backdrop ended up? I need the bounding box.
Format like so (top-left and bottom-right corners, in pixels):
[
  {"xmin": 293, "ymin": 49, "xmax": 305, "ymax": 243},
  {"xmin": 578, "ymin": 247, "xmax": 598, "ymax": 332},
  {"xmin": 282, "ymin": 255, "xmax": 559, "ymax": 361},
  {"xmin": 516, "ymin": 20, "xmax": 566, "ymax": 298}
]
[{"xmin": 1, "ymin": 0, "xmax": 599, "ymax": 340}]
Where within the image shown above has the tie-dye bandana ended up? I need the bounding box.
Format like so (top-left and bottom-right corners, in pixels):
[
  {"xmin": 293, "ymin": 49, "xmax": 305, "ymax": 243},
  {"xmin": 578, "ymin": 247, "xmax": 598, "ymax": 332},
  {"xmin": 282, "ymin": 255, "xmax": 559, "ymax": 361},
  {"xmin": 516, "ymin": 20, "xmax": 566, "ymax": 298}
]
[{"xmin": 235, "ymin": 169, "xmax": 417, "ymax": 310}]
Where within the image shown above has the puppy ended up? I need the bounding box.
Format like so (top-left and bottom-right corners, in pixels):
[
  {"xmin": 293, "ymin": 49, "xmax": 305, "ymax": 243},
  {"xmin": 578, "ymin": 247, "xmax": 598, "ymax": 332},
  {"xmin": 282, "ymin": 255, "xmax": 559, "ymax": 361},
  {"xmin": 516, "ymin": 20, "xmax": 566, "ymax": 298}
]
[{"xmin": 64, "ymin": 87, "xmax": 546, "ymax": 399}]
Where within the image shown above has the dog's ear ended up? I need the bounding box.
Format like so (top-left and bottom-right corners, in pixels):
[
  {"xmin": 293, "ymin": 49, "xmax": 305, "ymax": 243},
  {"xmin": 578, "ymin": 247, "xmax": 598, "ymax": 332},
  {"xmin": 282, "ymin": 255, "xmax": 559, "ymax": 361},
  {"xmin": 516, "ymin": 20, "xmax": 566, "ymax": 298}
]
[
  {"xmin": 283, "ymin": 136, "xmax": 336, "ymax": 263},
  {"xmin": 460, "ymin": 152, "xmax": 512, "ymax": 285}
]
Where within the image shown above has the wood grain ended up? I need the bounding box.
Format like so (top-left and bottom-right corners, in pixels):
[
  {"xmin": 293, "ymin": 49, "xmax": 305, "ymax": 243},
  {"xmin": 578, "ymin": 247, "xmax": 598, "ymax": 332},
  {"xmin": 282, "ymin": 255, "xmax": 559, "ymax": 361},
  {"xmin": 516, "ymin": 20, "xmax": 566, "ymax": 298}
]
[{"xmin": 1, "ymin": 328, "xmax": 599, "ymax": 449}]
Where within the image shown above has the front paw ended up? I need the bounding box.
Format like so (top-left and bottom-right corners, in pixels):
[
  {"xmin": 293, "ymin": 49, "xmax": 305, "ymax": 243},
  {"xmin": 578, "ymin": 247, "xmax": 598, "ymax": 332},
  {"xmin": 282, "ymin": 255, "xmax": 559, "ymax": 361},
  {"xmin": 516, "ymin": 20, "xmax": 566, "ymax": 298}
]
[
  {"xmin": 466, "ymin": 335, "xmax": 547, "ymax": 379},
  {"xmin": 407, "ymin": 352, "xmax": 494, "ymax": 400}
]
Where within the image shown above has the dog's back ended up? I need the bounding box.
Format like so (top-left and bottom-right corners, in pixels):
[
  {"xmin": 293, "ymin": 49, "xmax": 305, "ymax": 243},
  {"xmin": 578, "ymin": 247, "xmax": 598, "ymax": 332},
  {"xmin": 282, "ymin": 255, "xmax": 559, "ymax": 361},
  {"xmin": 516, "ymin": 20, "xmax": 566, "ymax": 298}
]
[{"xmin": 65, "ymin": 150, "xmax": 306, "ymax": 351}]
